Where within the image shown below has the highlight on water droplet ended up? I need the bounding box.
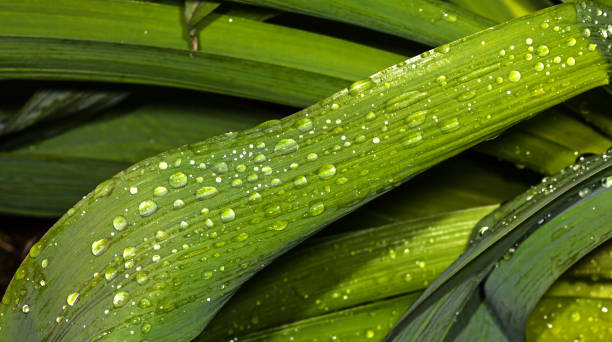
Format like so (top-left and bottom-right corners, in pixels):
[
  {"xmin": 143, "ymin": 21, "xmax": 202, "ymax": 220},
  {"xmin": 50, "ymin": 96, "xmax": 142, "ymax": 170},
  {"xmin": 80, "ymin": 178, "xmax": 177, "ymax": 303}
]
[
  {"xmin": 67, "ymin": 292, "xmax": 80, "ymax": 306},
  {"xmin": 91, "ymin": 238, "xmax": 110, "ymax": 256},
  {"xmin": 274, "ymin": 139, "xmax": 298, "ymax": 155},
  {"xmin": 169, "ymin": 172, "xmax": 188, "ymax": 188},
  {"xmin": 138, "ymin": 200, "xmax": 158, "ymax": 217},
  {"xmin": 22, "ymin": 305, "xmax": 30, "ymax": 313}
]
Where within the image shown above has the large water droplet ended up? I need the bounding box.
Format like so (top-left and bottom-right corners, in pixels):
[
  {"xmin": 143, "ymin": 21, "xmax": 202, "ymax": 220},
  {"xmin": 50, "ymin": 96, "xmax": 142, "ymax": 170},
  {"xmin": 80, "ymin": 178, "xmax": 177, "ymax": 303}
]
[
  {"xmin": 407, "ymin": 110, "xmax": 427, "ymax": 127},
  {"xmin": 139, "ymin": 200, "xmax": 158, "ymax": 217},
  {"xmin": 537, "ymin": 45, "xmax": 549, "ymax": 57},
  {"xmin": 318, "ymin": 164, "xmax": 337, "ymax": 179},
  {"xmin": 67, "ymin": 292, "xmax": 80, "ymax": 306},
  {"xmin": 113, "ymin": 216, "xmax": 127, "ymax": 231},
  {"xmin": 508, "ymin": 70, "xmax": 521, "ymax": 82},
  {"xmin": 91, "ymin": 238, "xmax": 110, "ymax": 256},
  {"xmin": 309, "ymin": 203, "xmax": 325, "ymax": 216},
  {"xmin": 386, "ymin": 91, "xmax": 428, "ymax": 112},
  {"xmin": 293, "ymin": 175, "xmax": 308, "ymax": 187},
  {"xmin": 274, "ymin": 139, "xmax": 298, "ymax": 155},
  {"xmin": 401, "ymin": 132, "xmax": 423, "ymax": 148},
  {"xmin": 123, "ymin": 246, "xmax": 136, "ymax": 259},
  {"xmin": 214, "ymin": 162, "xmax": 229, "ymax": 174},
  {"xmin": 348, "ymin": 78, "xmax": 375, "ymax": 95},
  {"xmin": 439, "ymin": 117, "xmax": 461, "ymax": 133},
  {"xmin": 169, "ymin": 172, "xmax": 188, "ymax": 188},
  {"xmin": 221, "ymin": 208, "xmax": 236, "ymax": 222},
  {"xmin": 94, "ymin": 179, "xmax": 116, "ymax": 198},
  {"xmin": 196, "ymin": 186, "xmax": 218, "ymax": 199},
  {"xmin": 113, "ymin": 291, "xmax": 129, "ymax": 307},
  {"xmin": 295, "ymin": 118, "xmax": 313, "ymax": 132}
]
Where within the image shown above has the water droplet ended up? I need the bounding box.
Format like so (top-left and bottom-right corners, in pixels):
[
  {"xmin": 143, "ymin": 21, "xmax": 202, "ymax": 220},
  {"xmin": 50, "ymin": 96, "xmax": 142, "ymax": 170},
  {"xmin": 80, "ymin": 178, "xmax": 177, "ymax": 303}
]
[
  {"xmin": 231, "ymin": 179, "xmax": 243, "ymax": 187},
  {"xmin": 269, "ymin": 221, "xmax": 288, "ymax": 231},
  {"xmin": 136, "ymin": 272, "xmax": 149, "ymax": 285},
  {"xmin": 113, "ymin": 216, "xmax": 128, "ymax": 231},
  {"xmin": 365, "ymin": 111, "xmax": 376, "ymax": 121},
  {"xmin": 366, "ymin": 329, "xmax": 375, "ymax": 338},
  {"xmin": 386, "ymin": 91, "xmax": 428, "ymax": 112},
  {"xmin": 94, "ymin": 179, "xmax": 116, "ymax": 198},
  {"xmin": 254, "ymin": 154, "xmax": 266, "ymax": 163},
  {"xmin": 407, "ymin": 110, "xmax": 427, "ymax": 127},
  {"xmin": 307, "ymin": 153, "xmax": 318, "ymax": 161},
  {"xmin": 22, "ymin": 305, "xmax": 30, "ymax": 313},
  {"xmin": 295, "ymin": 118, "xmax": 313, "ymax": 132},
  {"xmin": 221, "ymin": 208, "xmax": 236, "ymax": 222},
  {"xmin": 138, "ymin": 200, "xmax": 158, "ymax": 217},
  {"xmin": 348, "ymin": 78, "xmax": 375, "ymax": 95},
  {"xmin": 525, "ymin": 38, "xmax": 533, "ymax": 45},
  {"xmin": 67, "ymin": 292, "xmax": 80, "ymax": 306},
  {"xmin": 534, "ymin": 62, "xmax": 545, "ymax": 72},
  {"xmin": 401, "ymin": 132, "xmax": 423, "ymax": 148},
  {"xmin": 139, "ymin": 299, "xmax": 152, "ymax": 308},
  {"xmin": 91, "ymin": 238, "xmax": 110, "ymax": 256},
  {"xmin": 602, "ymin": 176, "xmax": 612, "ymax": 188},
  {"xmin": 457, "ymin": 90, "xmax": 476, "ymax": 102},
  {"xmin": 105, "ymin": 267, "xmax": 118, "ymax": 280},
  {"xmin": 318, "ymin": 164, "xmax": 336, "ymax": 179},
  {"xmin": 578, "ymin": 188, "xmax": 591, "ymax": 198},
  {"xmin": 154, "ymin": 186, "xmax": 168, "ymax": 197},
  {"xmin": 274, "ymin": 139, "xmax": 298, "ymax": 155},
  {"xmin": 404, "ymin": 273, "xmax": 412, "ymax": 282},
  {"xmin": 567, "ymin": 57, "xmax": 576, "ymax": 66},
  {"xmin": 537, "ymin": 45, "xmax": 549, "ymax": 56},
  {"xmin": 583, "ymin": 28, "xmax": 591, "ymax": 37},
  {"xmin": 553, "ymin": 56, "xmax": 561, "ymax": 64},
  {"xmin": 169, "ymin": 172, "xmax": 188, "ymax": 188},
  {"xmin": 567, "ymin": 38, "xmax": 576, "ymax": 47},
  {"xmin": 309, "ymin": 203, "xmax": 325, "ymax": 216},
  {"xmin": 442, "ymin": 12, "xmax": 456, "ymax": 22},
  {"xmin": 234, "ymin": 233, "xmax": 249, "ymax": 242},
  {"xmin": 214, "ymin": 162, "xmax": 228, "ymax": 174},
  {"xmin": 293, "ymin": 175, "xmax": 308, "ymax": 187},
  {"xmin": 29, "ymin": 243, "xmax": 42, "ymax": 258},
  {"xmin": 249, "ymin": 192, "xmax": 262, "ymax": 201},
  {"xmin": 41, "ymin": 259, "xmax": 48, "ymax": 268},
  {"xmin": 155, "ymin": 230, "xmax": 168, "ymax": 240},
  {"xmin": 439, "ymin": 117, "xmax": 461, "ymax": 132},
  {"xmin": 588, "ymin": 43, "xmax": 598, "ymax": 51},
  {"xmin": 196, "ymin": 186, "xmax": 218, "ymax": 199},
  {"xmin": 123, "ymin": 246, "xmax": 136, "ymax": 259},
  {"xmin": 158, "ymin": 161, "xmax": 168, "ymax": 170},
  {"xmin": 508, "ymin": 70, "xmax": 521, "ymax": 82},
  {"xmin": 113, "ymin": 291, "xmax": 129, "ymax": 307}
]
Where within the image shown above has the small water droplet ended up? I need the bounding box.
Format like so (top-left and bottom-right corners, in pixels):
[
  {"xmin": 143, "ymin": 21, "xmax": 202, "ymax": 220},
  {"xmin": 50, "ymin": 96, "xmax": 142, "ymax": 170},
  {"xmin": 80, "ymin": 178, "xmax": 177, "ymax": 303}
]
[
  {"xmin": 234, "ymin": 233, "xmax": 249, "ymax": 242},
  {"xmin": 457, "ymin": 90, "xmax": 476, "ymax": 102},
  {"xmin": 22, "ymin": 305, "xmax": 30, "ymax": 313},
  {"xmin": 295, "ymin": 118, "xmax": 313, "ymax": 132},
  {"xmin": 567, "ymin": 57, "xmax": 576, "ymax": 66},
  {"xmin": 154, "ymin": 186, "xmax": 168, "ymax": 197},
  {"xmin": 534, "ymin": 62, "xmax": 545, "ymax": 72},
  {"xmin": 214, "ymin": 162, "xmax": 229, "ymax": 174},
  {"xmin": 439, "ymin": 117, "xmax": 461, "ymax": 133},
  {"xmin": 94, "ymin": 179, "xmax": 116, "ymax": 198},
  {"xmin": 113, "ymin": 216, "xmax": 128, "ymax": 231},
  {"xmin": 293, "ymin": 175, "xmax": 308, "ymax": 187},
  {"xmin": 401, "ymin": 132, "xmax": 423, "ymax": 148},
  {"xmin": 407, "ymin": 110, "xmax": 427, "ymax": 127}
]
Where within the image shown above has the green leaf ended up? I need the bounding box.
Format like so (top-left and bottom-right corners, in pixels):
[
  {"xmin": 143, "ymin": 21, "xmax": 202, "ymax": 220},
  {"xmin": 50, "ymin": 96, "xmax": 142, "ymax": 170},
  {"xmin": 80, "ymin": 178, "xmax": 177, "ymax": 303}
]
[
  {"xmin": 0, "ymin": 89, "xmax": 128, "ymax": 136},
  {"xmin": 483, "ymin": 163, "xmax": 612, "ymax": 339},
  {"xmin": 229, "ymin": 0, "xmax": 495, "ymax": 46},
  {"xmin": 197, "ymin": 206, "xmax": 495, "ymax": 340},
  {"xmin": 476, "ymin": 110, "xmax": 612, "ymax": 175},
  {"xmin": 449, "ymin": 0, "xmax": 552, "ymax": 22},
  {"xmin": 566, "ymin": 87, "xmax": 612, "ymax": 138},
  {"xmin": 0, "ymin": 0, "xmax": 403, "ymax": 107},
  {"xmin": 1, "ymin": 2, "xmax": 610, "ymax": 340},
  {"xmin": 0, "ymin": 96, "xmax": 280, "ymax": 216},
  {"xmin": 385, "ymin": 151, "xmax": 612, "ymax": 341},
  {"xmin": 184, "ymin": 0, "xmax": 221, "ymax": 49}
]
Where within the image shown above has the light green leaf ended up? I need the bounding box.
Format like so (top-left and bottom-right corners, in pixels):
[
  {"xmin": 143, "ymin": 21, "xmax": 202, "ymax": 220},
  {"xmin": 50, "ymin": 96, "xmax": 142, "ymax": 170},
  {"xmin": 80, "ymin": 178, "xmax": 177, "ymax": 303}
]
[{"xmin": 449, "ymin": 0, "xmax": 552, "ymax": 22}]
